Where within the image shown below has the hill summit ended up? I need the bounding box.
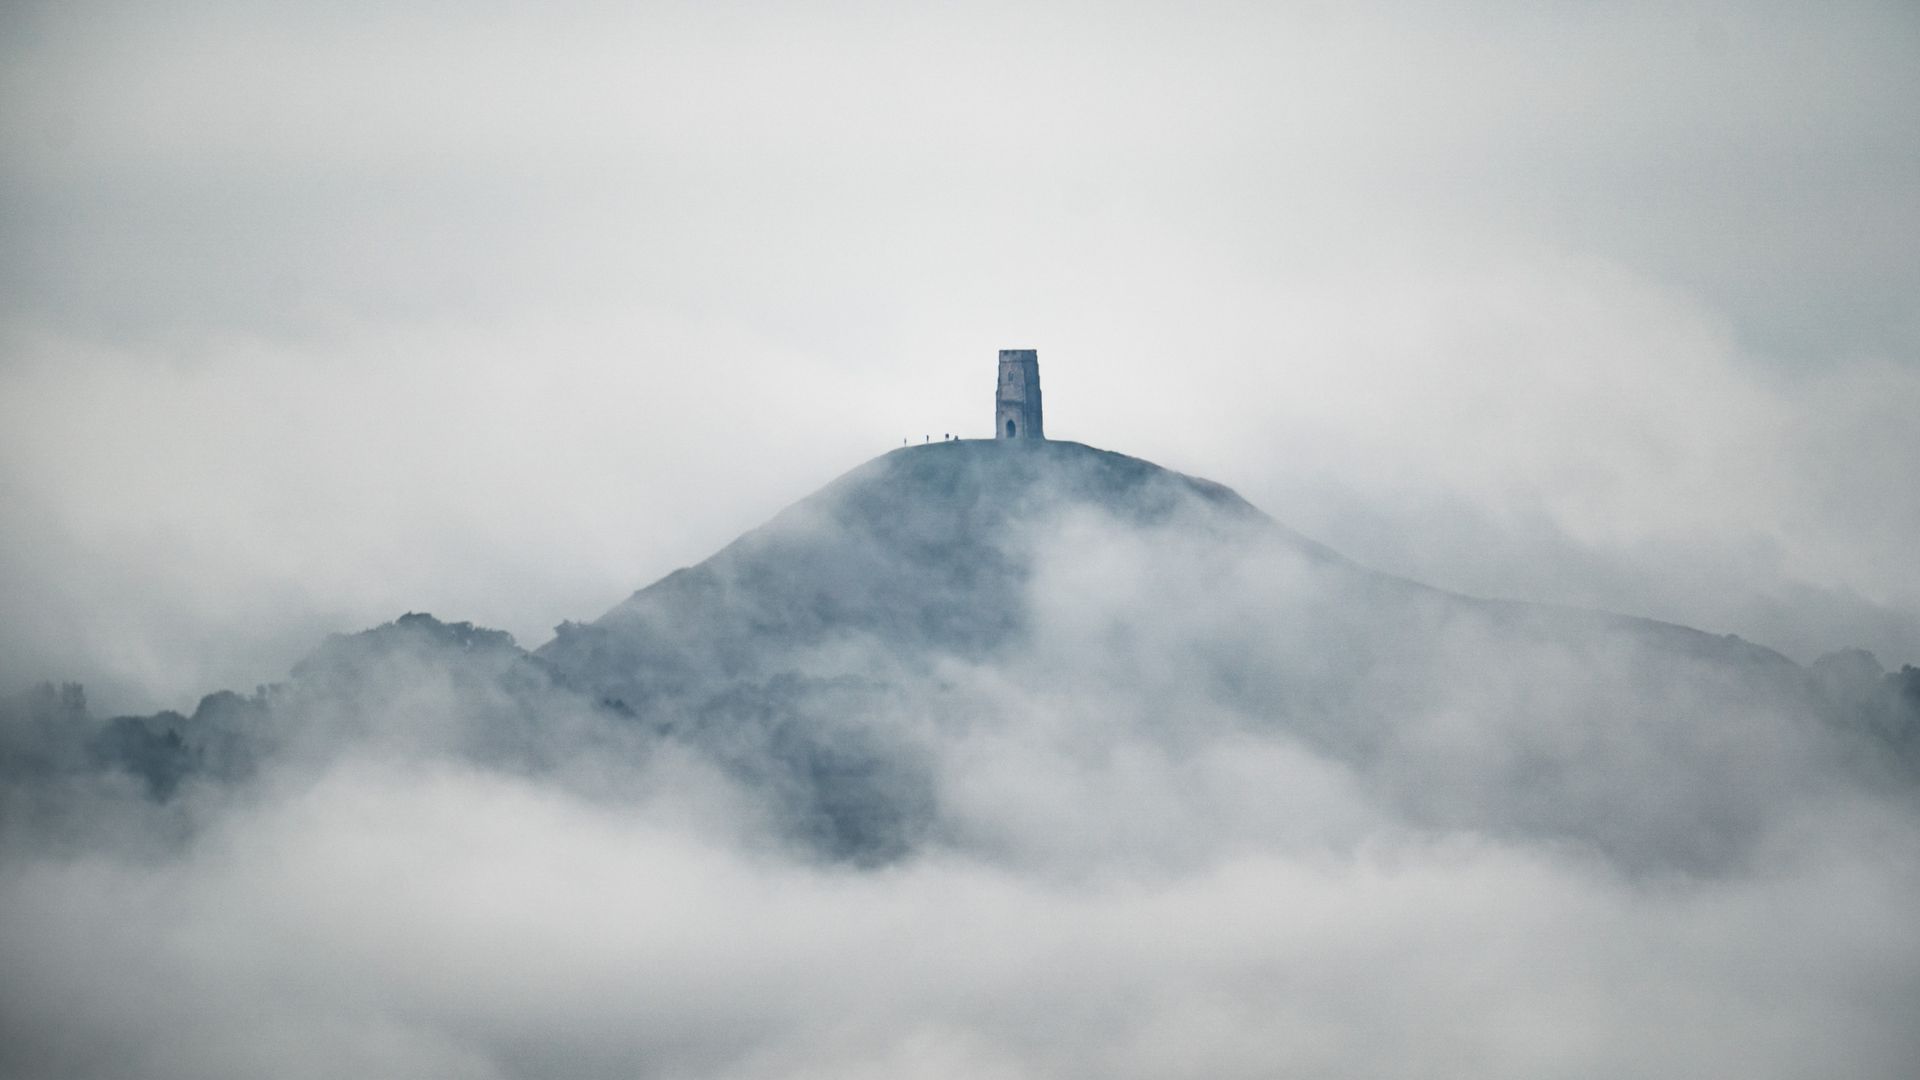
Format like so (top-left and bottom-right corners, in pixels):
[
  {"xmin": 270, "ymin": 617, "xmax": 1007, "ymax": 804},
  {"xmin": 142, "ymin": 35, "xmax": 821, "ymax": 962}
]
[{"xmin": 542, "ymin": 440, "xmax": 1326, "ymax": 695}]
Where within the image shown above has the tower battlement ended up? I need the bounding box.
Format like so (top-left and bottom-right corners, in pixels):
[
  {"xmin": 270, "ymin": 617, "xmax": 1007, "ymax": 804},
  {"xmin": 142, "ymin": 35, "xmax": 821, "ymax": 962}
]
[{"xmin": 995, "ymin": 349, "xmax": 1044, "ymax": 440}]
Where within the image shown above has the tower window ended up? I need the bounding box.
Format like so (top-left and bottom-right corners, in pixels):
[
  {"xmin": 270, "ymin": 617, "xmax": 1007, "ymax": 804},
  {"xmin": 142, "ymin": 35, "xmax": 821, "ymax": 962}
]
[{"xmin": 1006, "ymin": 419, "xmax": 1016, "ymax": 438}]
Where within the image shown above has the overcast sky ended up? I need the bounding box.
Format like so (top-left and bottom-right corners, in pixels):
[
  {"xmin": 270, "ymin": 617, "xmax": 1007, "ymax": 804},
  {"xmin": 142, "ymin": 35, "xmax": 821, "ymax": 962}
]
[{"xmin": 3, "ymin": 0, "xmax": 1917, "ymax": 713}]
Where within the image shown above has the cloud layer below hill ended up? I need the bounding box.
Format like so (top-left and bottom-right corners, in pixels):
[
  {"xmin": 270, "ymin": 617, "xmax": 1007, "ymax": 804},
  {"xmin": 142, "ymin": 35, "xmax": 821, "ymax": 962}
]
[{"xmin": 5, "ymin": 751, "xmax": 1917, "ymax": 1079}]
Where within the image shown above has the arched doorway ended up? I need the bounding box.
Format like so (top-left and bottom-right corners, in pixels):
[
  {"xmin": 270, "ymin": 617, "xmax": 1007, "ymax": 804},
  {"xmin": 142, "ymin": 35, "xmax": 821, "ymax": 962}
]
[{"xmin": 1006, "ymin": 419, "xmax": 1016, "ymax": 438}]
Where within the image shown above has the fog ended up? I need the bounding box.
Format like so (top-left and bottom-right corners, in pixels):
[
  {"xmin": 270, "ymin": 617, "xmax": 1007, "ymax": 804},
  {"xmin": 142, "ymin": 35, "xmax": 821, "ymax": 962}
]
[
  {"xmin": 6, "ymin": 763, "xmax": 1916, "ymax": 1079},
  {"xmin": 4, "ymin": 443, "xmax": 1917, "ymax": 1078},
  {"xmin": 2, "ymin": 2, "xmax": 1919, "ymax": 1076}
]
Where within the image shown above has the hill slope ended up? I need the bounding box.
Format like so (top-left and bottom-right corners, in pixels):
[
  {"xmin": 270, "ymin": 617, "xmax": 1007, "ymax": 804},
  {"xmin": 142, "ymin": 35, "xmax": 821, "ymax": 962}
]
[{"xmin": 530, "ymin": 440, "xmax": 1901, "ymax": 868}]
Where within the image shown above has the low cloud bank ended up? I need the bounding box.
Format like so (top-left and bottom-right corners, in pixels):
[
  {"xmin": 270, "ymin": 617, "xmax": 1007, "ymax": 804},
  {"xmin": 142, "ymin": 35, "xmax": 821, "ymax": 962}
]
[{"xmin": 4, "ymin": 760, "xmax": 1917, "ymax": 1080}]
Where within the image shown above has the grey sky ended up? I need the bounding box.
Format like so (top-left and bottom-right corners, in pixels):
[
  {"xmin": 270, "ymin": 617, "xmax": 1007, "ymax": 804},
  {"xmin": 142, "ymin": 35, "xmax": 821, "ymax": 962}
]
[{"xmin": 3, "ymin": 0, "xmax": 1918, "ymax": 711}]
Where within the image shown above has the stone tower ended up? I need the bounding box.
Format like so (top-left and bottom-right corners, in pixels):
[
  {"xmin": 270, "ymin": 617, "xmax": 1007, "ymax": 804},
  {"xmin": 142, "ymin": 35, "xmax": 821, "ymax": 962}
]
[{"xmin": 995, "ymin": 348, "xmax": 1044, "ymax": 440}]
